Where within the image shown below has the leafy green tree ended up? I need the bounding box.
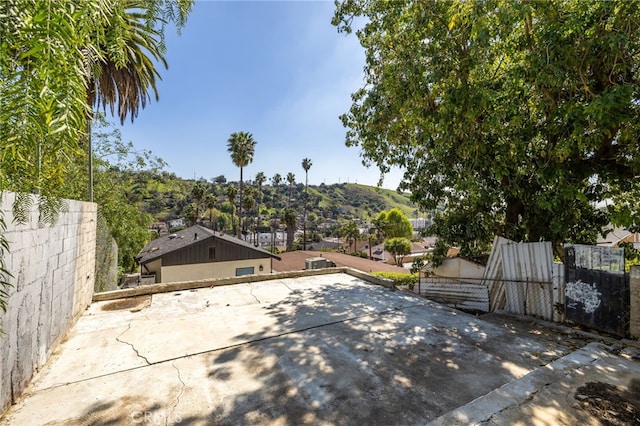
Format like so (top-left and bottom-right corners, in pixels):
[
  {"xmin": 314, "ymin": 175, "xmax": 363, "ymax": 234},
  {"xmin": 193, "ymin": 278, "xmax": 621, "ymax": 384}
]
[
  {"xmin": 384, "ymin": 237, "xmax": 412, "ymax": 266},
  {"xmin": 224, "ymin": 184, "xmax": 238, "ymax": 235},
  {"xmin": 271, "ymin": 173, "xmax": 282, "ymax": 188},
  {"xmin": 254, "ymin": 171, "xmax": 266, "ymax": 234},
  {"xmin": 227, "ymin": 131, "xmax": 257, "ymax": 238},
  {"xmin": 367, "ymin": 226, "xmax": 377, "ymax": 260},
  {"xmin": 63, "ymin": 116, "xmax": 164, "ymax": 273},
  {"xmin": 1, "ymin": 0, "xmax": 192, "ymax": 312},
  {"xmin": 282, "ymin": 208, "xmax": 297, "ymax": 251},
  {"xmin": 333, "ymin": 0, "xmax": 640, "ymax": 257},
  {"xmin": 376, "ymin": 208, "xmax": 413, "ymax": 239},
  {"xmin": 213, "ymin": 175, "xmax": 227, "ymax": 184},
  {"xmin": 183, "ymin": 203, "xmax": 197, "ymax": 227},
  {"xmin": 301, "ymin": 158, "xmax": 312, "ymax": 250}
]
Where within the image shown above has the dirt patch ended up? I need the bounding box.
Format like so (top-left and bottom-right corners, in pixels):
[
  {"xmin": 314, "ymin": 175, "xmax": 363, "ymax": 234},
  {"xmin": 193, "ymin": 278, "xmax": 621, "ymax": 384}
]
[
  {"xmin": 100, "ymin": 295, "xmax": 151, "ymax": 312},
  {"xmin": 574, "ymin": 380, "xmax": 640, "ymax": 425}
]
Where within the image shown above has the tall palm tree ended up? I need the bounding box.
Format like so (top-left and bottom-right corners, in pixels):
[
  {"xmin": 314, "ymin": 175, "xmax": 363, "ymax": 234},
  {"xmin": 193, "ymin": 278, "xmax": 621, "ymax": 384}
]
[
  {"xmin": 205, "ymin": 193, "xmax": 217, "ymax": 229},
  {"xmin": 85, "ymin": 1, "xmax": 170, "ymax": 201},
  {"xmin": 224, "ymin": 184, "xmax": 238, "ymax": 235},
  {"xmin": 191, "ymin": 182, "xmax": 207, "ymax": 224},
  {"xmin": 271, "ymin": 173, "xmax": 283, "ymax": 208},
  {"xmin": 301, "ymin": 158, "xmax": 312, "ymax": 250},
  {"xmin": 86, "ymin": 1, "xmax": 168, "ymax": 125},
  {"xmin": 227, "ymin": 131, "xmax": 257, "ymax": 238},
  {"xmin": 286, "ymin": 172, "xmax": 296, "ymax": 207}
]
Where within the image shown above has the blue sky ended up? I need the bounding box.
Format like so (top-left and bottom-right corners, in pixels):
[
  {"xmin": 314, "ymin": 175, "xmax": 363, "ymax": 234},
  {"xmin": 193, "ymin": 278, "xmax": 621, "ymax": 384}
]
[{"xmin": 117, "ymin": 0, "xmax": 403, "ymax": 189}]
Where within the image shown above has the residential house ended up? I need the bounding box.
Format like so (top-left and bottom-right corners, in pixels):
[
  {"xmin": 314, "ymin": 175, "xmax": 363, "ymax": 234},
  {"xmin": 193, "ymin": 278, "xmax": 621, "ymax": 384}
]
[
  {"xmin": 597, "ymin": 227, "xmax": 640, "ymax": 249},
  {"xmin": 168, "ymin": 218, "xmax": 186, "ymax": 229},
  {"xmin": 136, "ymin": 225, "xmax": 280, "ymax": 283}
]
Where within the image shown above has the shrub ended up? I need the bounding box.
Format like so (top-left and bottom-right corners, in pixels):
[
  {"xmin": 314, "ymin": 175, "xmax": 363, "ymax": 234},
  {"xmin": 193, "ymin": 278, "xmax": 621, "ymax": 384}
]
[{"xmin": 372, "ymin": 271, "xmax": 418, "ymax": 290}]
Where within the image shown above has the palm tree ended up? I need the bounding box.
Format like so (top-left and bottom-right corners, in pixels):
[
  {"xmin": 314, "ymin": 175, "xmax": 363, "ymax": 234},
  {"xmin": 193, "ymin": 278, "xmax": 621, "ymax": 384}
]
[
  {"xmin": 227, "ymin": 131, "xmax": 257, "ymax": 238},
  {"xmin": 340, "ymin": 220, "xmax": 361, "ymax": 254},
  {"xmin": 224, "ymin": 184, "xmax": 238, "ymax": 235},
  {"xmin": 85, "ymin": 1, "xmax": 170, "ymax": 201},
  {"xmin": 271, "ymin": 173, "xmax": 283, "ymax": 209},
  {"xmin": 205, "ymin": 193, "xmax": 217, "ymax": 229},
  {"xmin": 191, "ymin": 182, "xmax": 207, "ymax": 224},
  {"xmin": 301, "ymin": 158, "xmax": 312, "ymax": 250},
  {"xmin": 86, "ymin": 2, "xmax": 168, "ymax": 125},
  {"xmin": 286, "ymin": 172, "xmax": 296, "ymax": 207}
]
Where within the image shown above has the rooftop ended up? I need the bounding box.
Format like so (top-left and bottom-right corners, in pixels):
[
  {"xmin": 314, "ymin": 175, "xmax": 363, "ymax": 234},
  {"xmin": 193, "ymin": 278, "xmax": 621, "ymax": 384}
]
[
  {"xmin": 272, "ymin": 250, "xmax": 410, "ymax": 273},
  {"xmin": 137, "ymin": 225, "xmax": 279, "ymax": 264},
  {"xmin": 3, "ymin": 272, "xmax": 639, "ymax": 425}
]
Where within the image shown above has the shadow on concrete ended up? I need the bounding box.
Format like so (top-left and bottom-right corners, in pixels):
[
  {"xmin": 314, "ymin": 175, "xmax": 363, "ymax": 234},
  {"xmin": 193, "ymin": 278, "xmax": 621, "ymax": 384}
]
[{"xmin": 171, "ymin": 280, "xmax": 587, "ymax": 425}]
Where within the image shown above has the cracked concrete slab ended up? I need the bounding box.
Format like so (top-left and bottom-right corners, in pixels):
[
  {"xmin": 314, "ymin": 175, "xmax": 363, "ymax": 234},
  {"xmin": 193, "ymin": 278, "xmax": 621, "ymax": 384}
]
[{"xmin": 2, "ymin": 273, "xmax": 638, "ymax": 425}]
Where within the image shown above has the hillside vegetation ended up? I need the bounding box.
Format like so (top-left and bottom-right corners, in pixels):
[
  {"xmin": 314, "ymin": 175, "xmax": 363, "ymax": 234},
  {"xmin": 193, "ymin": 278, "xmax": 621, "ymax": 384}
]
[{"xmin": 130, "ymin": 171, "xmax": 418, "ymax": 223}]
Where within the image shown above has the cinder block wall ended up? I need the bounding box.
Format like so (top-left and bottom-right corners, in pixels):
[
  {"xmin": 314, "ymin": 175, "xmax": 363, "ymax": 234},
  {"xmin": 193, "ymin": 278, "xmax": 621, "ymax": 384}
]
[
  {"xmin": 631, "ymin": 265, "xmax": 640, "ymax": 339},
  {"xmin": 0, "ymin": 191, "xmax": 96, "ymax": 413}
]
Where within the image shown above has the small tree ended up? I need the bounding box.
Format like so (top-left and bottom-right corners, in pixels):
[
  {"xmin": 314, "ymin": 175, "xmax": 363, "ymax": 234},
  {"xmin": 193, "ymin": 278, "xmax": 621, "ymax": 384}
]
[
  {"xmin": 376, "ymin": 208, "xmax": 413, "ymax": 239},
  {"xmin": 282, "ymin": 208, "xmax": 297, "ymax": 251},
  {"xmin": 384, "ymin": 237, "xmax": 412, "ymax": 266}
]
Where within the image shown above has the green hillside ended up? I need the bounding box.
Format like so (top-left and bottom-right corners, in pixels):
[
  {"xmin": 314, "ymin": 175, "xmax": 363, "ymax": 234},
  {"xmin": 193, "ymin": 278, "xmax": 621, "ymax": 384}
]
[{"xmin": 133, "ymin": 172, "xmax": 419, "ymax": 223}]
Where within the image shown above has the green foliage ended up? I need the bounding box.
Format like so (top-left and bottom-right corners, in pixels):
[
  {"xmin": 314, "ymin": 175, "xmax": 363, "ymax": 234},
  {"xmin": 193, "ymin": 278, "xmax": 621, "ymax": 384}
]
[
  {"xmin": 282, "ymin": 207, "xmax": 297, "ymax": 251},
  {"xmin": 227, "ymin": 131, "xmax": 257, "ymax": 237},
  {"xmin": 376, "ymin": 208, "xmax": 413, "ymax": 239},
  {"xmin": 372, "ymin": 271, "xmax": 418, "ymax": 290},
  {"xmin": 409, "ymin": 256, "xmax": 428, "ymax": 274},
  {"xmin": 0, "ymin": 0, "xmax": 193, "ymax": 309},
  {"xmin": 0, "ymin": 195, "xmax": 12, "ymax": 317},
  {"xmin": 339, "ymin": 220, "xmax": 361, "ymax": 253},
  {"xmin": 384, "ymin": 237, "xmax": 412, "ymax": 266},
  {"xmin": 64, "ymin": 116, "xmax": 163, "ymax": 273},
  {"xmin": 333, "ymin": 0, "xmax": 640, "ymax": 255},
  {"xmin": 619, "ymin": 242, "xmax": 640, "ymax": 272}
]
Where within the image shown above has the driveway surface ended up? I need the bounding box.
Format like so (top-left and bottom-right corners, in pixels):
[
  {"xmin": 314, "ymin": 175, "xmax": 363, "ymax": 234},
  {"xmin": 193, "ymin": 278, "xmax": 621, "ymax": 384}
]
[{"xmin": 2, "ymin": 272, "xmax": 638, "ymax": 425}]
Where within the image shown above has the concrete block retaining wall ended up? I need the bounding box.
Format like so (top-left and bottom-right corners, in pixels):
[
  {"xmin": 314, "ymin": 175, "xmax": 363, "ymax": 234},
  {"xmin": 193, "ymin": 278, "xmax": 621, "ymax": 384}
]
[{"xmin": 0, "ymin": 191, "xmax": 96, "ymax": 414}]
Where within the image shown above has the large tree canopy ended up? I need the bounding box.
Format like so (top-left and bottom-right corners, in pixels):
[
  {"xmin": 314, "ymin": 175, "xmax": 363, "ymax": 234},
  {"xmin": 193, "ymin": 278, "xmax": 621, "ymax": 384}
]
[
  {"xmin": 333, "ymin": 0, "xmax": 640, "ymax": 256},
  {"xmin": 1, "ymin": 0, "xmax": 192, "ymax": 197}
]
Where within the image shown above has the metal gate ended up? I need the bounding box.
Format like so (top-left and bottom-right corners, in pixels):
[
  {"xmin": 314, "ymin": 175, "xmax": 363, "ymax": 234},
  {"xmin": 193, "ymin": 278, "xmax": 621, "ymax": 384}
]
[{"xmin": 564, "ymin": 245, "xmax": 629, "ymax": 337}]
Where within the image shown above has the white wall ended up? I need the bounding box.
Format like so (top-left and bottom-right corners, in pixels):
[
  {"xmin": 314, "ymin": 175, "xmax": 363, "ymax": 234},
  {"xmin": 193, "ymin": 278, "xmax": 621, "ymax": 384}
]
[
  {"xmin": 0, "ymin": 191, "xmax": 96, "ymax": 414},
  {"xmin": 432, "ymin": 257, "xmax": 486, "ymax": 283}
]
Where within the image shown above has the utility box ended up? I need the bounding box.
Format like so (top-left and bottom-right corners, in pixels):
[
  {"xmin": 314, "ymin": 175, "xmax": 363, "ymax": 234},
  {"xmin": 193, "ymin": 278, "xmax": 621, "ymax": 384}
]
[{"xmin": 305, "ymin": 257, "xmax": 327, "ymax": 270}]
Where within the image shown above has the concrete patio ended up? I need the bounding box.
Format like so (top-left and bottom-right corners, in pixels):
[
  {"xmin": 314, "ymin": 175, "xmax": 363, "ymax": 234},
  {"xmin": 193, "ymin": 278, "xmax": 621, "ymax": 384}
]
[{"xmin": 2, "ymin": 272, "xmax": 639, "ymax": 425}]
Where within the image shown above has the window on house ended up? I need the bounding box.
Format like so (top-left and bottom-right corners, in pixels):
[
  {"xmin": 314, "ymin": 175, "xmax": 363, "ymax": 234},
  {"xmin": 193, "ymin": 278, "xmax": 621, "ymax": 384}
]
[
  {"xmin": 208, "ymin": 247, "xmax": 215, "ymax": 260},
  {"xmin": 235, "ymin": 267, "xmax": 254, "ymax": 276}
]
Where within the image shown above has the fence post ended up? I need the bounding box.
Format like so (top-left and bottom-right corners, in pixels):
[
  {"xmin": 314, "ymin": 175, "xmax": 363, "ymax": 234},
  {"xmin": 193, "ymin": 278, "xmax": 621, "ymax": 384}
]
[{"xmin": 630, "ymin": 265, "xmax": 640, "ymax": 339}]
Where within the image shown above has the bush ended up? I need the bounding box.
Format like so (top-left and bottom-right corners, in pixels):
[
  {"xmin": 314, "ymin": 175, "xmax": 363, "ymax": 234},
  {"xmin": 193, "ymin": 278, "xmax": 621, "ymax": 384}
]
[{"xmin": 372, "ymin": 271, "xmax": 418, "ymax": 290}]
